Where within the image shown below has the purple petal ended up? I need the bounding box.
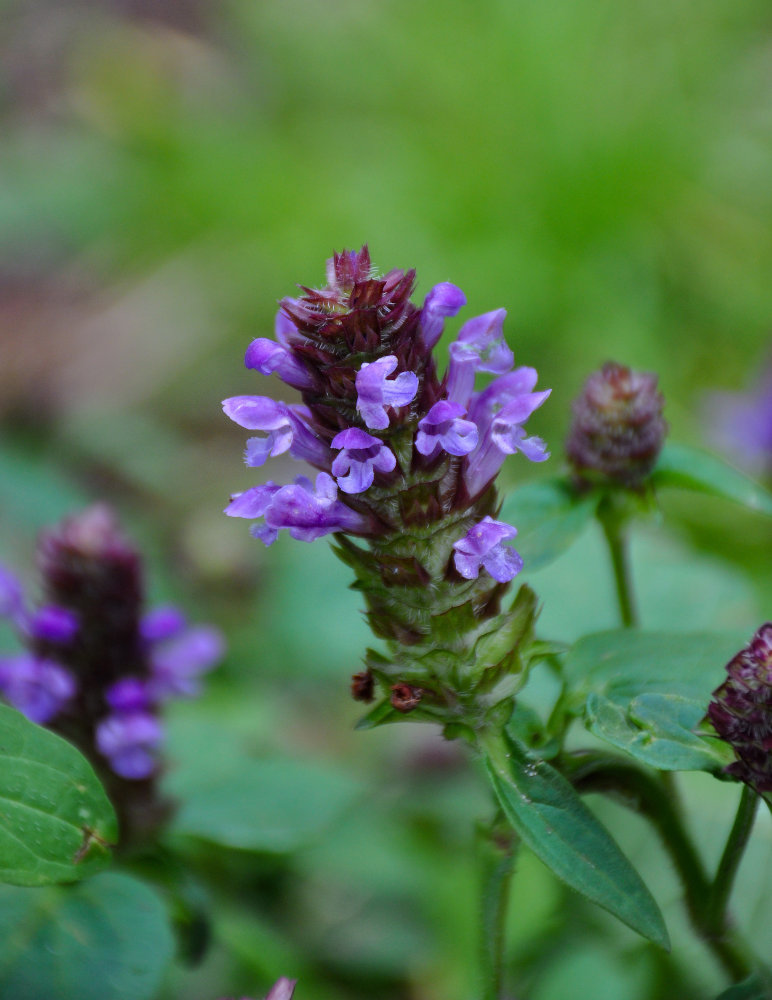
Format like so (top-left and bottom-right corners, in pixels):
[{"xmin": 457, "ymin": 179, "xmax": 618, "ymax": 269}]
[
  {"xmin": 265, "ymin": 473, "xmax": 369, "ymax": 541},
  {"xmin": 244, "ymin": 337, "xmax": 313, "ymax": 390},
  {"xmin": 0, "ymin": 654, "xmax": 75, "ymax": 724},
  {"xmin": 420, "ymin": 282, "xmax": 467, "ymax": 349},
  {"xmin": 415, "ymin": 400, "xmax": 478, "ymax": 458},
  {"xmin": 106, "ymin": 677, "xmax": 152, "ymax": 712},
  {"xmin": 149, "ymin": 625, "xmax": 225, "ymax": 700},
  {"xmin": 452, "ymin": 517, "xmax": 522, "ymax": 583},
  {"xmin": 225, "ymin": 483, "xmax": 282, "ymax": 519},
  {"xmin": 96, "ymin": 711, "xmax": 164, "ymax": 779},
  {"xmin": 355, "ymin": 356, "xmax": 419, "ymax": 430},
  {"xmin": 27, "ymin": 605, "xmax": 79, "ymax": 644},
  {"xmin": 265, "ymin": 979, "xmax": 298, "ymax": 1000},
  {"xmin": 331, "ymin": 428, "xmax": 396, "ymax": 495},
  {"xmin": 455, "ymin": 309, "xmax": 513, "ymax": 373},
  {"xmin": 141, "ymin": 606, "xmax": 187, "ymax": 643}
]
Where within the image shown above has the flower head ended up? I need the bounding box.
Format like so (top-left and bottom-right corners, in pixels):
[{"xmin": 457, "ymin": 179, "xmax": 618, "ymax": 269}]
[
  {"xmin": 708, "ymin": 623, "xmax": 772, "ymax": 793},
  {"xmin": 566, "ymin": 361, "xmax": 667, "ymax": 488},
  {"xmin": 223, "ymin": 248, "xmax": 549, "ymax": 723},
  {"xmin": 0, "ymin": 505, "xmax": 225, "ymax": 844}
]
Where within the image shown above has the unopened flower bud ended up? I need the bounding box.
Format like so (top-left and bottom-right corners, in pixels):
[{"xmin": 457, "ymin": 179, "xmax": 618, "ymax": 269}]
[
  {"xmin": 566, "ymin": 362, "xmax": 667, "ymax": 488},
  {"xmin": 708, "ymin": 623, "xmax": 772, "ymax": 793}
]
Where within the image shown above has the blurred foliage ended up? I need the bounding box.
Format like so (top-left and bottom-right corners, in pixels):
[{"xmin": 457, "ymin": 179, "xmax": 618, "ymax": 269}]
[{"xmin": 2, "ymin": 0, "xmax": 772, "ymax": 997}]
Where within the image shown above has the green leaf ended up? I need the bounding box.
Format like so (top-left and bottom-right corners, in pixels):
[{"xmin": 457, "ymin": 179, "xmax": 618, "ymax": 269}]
[
  {"xmin": 481, "ymin": 731, "xmax": 669, "ymax": 949},
  {"xmin": 499, "ymin": 478, "xmax": 598, "ymax": 571},
  {"xmin": 585, "ymin": 692, "xmax": 733, "ymax": 771},
  {"xmin": 0, "ymin": 705, "xmax": 117, "ymax": 886},
  {"xmin": 169, "ymin": 750, "xmax": 361, "ymax": 853},
  {"xmin": 0, "ymin": 872, "xmax": 174, "ymax": 1000},
  {"xmin": 564, "ymin": 629, "xmax": 744, "ymax": 707},
  {"xmin": 652, "ymin": 443, "xmax": 772, "ymax": 516}
]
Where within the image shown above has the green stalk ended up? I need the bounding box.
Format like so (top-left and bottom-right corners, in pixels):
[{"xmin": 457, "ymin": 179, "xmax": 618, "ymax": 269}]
[
  {"xmin": 598, "ymin": 503, "xmax": 638, "ymax": 628},
  {"xmin": 566, "ymin": 752, "xmax": 753, "ymax": 981},
  {"xmin": 477, "ymin": 815, "xmax": 518, "ymax": 1000},
  {"xmin": 706, "ymin": 785, "xmax": 759, "ymax": 939}
]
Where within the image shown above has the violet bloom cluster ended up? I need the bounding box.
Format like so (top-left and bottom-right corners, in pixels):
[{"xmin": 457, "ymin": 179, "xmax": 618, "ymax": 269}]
[
  {"xmin": 223, "ymin": 247, "xmax": 548, "ymax": 577},
  {"xmin": 0, "ymin": 506, "xmax": 223, "ymax": 827},
  {"xmin": 223, "ymin": 248, "xmax": 549, "ymax": 722},
  {"xmin": 708, "ymin": 623, "xmax": 772, "ymax": 794}
]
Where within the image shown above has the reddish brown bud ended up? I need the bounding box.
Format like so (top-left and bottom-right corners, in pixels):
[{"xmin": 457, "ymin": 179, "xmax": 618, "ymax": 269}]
[
  {"xmin": 390, "ymin": 683, "xmax": 423, "ymax": 713},
  {"xmin": 566, "ymin": 361, "xmax": 667, "ymax": 488},
  {"xmin": 350, "ymin": 670, "xmax": 375, "ymax": 702}
]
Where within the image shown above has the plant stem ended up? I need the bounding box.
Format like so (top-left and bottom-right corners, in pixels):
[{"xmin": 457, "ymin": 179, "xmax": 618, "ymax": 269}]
[
  {"xmin": 706, "ymin": 785, "xmax": 759, "ymax": 938},
  {"xmin": 566, "ymin": 752, "xmax": 753, "ymax": 981},
  {"xmin": 598, "ymin": 504, "xmax": 638, "ymax": 628},
  {"xmin": 477, "ymin": 814, "xmax": 518, "ymax": 1000}
]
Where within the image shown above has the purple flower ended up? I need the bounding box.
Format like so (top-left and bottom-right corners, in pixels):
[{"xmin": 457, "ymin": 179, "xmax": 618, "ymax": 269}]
[
  {"xmin": 96, "ymin": 711, "xmax": 164, "ymax": 780},
  {"xmin": 0, "ymin": 653, "xmax": 76, "ymax": 724},
  {"xmin": 355, "ymin": 356, "xmax": 419, "ymax": 430},
  {"xmin": 446, "ymin": 309, "xmax": 514, "ymax": 407},
  {"xmin": 331, "ymin": 428, "xmax": 397, "ymax": 494},
  {"xmin": 264, "ymin": 473, "xmax": 370, "ymax": 541},
  {"xmin": 464, "ymin": 370, "xmax": 551, "ymax": 496},
  {"xmin": 148, "ymin": 625, "xmax": 225, "ymax": 700},
  {"xmin": 106, "ymin": 676, "xmax": 152, "ymax": 712},
  {"xmin": 141, "ymin": 606, "xmax": 187, "ymax": 643},
  {"xmin": 415, "ymin": 401, "xmax": 478, "ymax": 458},
  {"xmin": 419, "ymin": 282, "xmax": 467, "ymax": 349},
  {"xmin": 452, "ymin": 517, "xmax": 523, "ymax": 583},
  {"xmin": 244, "ymin": 319, "xmax": 314, "ymax": 389},
  {"xmin": 225, "ymin": 482, "xmax": 283, "ymax": 520},
  {"xmin": 26, "ymin": 605, "xmax": 79, "ymax": 644},
  {"xmin": 222, "ymin": 397, "xmax": 329, "ymax": 469},
  {"xmin": 706, "ymin": 363, "xmax": 772, "ymax": 474}
]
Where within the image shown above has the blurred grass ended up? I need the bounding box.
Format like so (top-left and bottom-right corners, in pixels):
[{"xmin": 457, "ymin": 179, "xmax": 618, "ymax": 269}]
[{"xmin": 2, "ymin": 1, "xmax": 772, "ymax": 997}]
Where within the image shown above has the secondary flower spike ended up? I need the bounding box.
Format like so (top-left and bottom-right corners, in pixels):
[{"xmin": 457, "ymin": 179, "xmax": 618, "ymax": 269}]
[
  {"xmin": 223, "ymin": 247, "xmax": 550, "ymax": 729},
  {"xmin": 566, "ymin": 361, "xmax": 667, "ymax": 488},
  {"xmin": 0, "ymin": 505, "xmax": 224, "ymax": 844}
]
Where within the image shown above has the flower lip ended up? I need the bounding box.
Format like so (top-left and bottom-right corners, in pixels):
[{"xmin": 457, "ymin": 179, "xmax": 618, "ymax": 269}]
[
  {"xmin": 355, "ymin": 355, "xmax": 419, "ymax": 430},
  {"xmin": 452, "ymin": 516, "xmax": 523, "ymax": 583},
  {"xmin": 331, "ymin": 428, "xmax": 396, "ymax": 494}
]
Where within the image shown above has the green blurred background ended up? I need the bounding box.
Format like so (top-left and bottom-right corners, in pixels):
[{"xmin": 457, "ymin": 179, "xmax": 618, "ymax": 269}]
[{"xmin": 1, "ymin": 1, "xmax": 772, "ymax": 998}]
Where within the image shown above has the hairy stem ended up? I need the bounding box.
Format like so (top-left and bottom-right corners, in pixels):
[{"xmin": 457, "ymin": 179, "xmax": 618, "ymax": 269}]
[
  {"xmin": 565, "ymin": 752, "xmax": 753, "ymax": 981},
  {"xmin": 706, "ymin": 785, "xmax": 759, "ymax": 939},
  {"xmin": 477, "ymin": 815, "xmax": 518, "ymax": 1000}
]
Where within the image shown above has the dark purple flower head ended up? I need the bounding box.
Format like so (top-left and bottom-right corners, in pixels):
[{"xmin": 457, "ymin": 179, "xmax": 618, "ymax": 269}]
[
  {"xmin": 331, "ymin": 428, "xmax": 396, "ymax": 494},
  {"xmin": 566, "ymin": 361, "xmax": 667, "ymax": 488},
  {"xmin": 355, "ymin": 355, "xmax": 419, "ymax": 430},
  {"xmin": 416, "ymin": 401, "xmax": 478, "ymax": 458},
  {"xmin": 452, "ymin": 517, "xmax": 524, "ymax": 583},
  {"xmin": 708, "ymin": 623, "xmax": 772, "ymax": 793},
  {"xmin": 0, "ymin": 653, "xmax": 75, "ymax": 724}
]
